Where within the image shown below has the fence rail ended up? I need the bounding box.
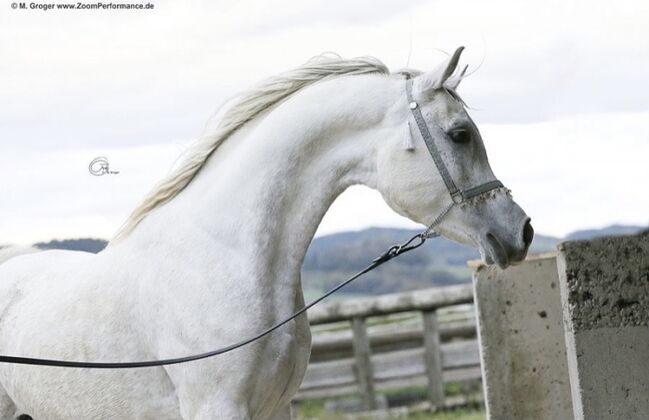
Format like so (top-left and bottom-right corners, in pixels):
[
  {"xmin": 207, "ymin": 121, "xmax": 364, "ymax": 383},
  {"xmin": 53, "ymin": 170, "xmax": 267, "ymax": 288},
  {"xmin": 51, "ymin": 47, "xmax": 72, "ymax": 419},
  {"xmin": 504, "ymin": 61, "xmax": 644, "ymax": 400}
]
[
  {"xmin": 296, "ymin": 284, "xmax": 479, "ymax": 410},
  {"xmin": 307, "ymin": 284, "xmax": 474, "ymax": 324}
]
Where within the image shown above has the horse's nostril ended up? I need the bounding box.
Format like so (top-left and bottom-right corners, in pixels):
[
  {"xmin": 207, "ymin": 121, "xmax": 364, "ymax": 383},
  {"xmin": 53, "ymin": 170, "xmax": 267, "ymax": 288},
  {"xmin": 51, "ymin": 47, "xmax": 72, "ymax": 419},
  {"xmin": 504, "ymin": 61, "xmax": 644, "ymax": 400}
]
[{"xmin": 522, "ymin": 218, "xmax": 534, "ymax": 249}]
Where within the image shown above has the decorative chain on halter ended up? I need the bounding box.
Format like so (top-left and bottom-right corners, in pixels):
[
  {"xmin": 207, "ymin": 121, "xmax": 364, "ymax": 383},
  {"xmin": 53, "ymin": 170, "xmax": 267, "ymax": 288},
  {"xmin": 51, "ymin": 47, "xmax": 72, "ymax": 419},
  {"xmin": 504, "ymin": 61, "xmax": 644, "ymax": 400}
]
[{"xmin": 0, "ymin": 74, "xmax": 507, "ymax": 369}]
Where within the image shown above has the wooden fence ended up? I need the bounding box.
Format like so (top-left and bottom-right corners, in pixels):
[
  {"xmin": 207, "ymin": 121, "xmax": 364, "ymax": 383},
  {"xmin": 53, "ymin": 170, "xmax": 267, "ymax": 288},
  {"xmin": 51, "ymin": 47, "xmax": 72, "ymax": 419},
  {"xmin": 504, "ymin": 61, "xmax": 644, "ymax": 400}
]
[{"xmin": 295, "ymin": 284, "xmax": 480, "ymax": 410}]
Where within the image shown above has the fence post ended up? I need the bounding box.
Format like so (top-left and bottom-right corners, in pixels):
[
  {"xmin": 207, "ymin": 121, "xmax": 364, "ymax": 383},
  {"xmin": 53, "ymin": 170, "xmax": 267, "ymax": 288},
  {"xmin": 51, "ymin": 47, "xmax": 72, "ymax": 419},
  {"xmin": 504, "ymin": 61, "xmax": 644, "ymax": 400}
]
[
  {"xmin": 423, "ymin": 310, "xmax": 444, "ymax": 409},
  {"xmin": 351, "ymin": 316, "xmax": 376, "ymax": 410}
]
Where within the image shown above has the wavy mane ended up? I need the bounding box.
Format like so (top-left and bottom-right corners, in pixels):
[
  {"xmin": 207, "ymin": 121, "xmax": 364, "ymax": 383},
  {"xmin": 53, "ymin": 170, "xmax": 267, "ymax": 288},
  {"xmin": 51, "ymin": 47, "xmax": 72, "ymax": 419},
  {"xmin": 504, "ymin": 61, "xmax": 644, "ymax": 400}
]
[{"xmin": 110, "ymin": 54, "xmax": 390, "ymax": 243}]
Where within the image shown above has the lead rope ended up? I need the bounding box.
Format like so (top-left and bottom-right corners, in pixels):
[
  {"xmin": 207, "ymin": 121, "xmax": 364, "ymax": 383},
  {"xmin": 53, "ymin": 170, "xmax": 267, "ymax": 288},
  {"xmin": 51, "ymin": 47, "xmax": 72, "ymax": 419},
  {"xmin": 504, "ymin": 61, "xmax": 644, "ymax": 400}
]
[{"xmin": 0, "ymin": 232, "xmax": 432, "ymax": 368}]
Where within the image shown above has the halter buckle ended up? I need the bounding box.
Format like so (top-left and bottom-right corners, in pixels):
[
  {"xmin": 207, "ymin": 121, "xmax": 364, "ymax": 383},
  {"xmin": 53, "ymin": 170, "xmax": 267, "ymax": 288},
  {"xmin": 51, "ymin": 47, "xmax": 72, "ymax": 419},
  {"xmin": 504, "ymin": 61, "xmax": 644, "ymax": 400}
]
[{"xmin": 451, "ymin": 192, "xmax": 463, "ymax": 204}]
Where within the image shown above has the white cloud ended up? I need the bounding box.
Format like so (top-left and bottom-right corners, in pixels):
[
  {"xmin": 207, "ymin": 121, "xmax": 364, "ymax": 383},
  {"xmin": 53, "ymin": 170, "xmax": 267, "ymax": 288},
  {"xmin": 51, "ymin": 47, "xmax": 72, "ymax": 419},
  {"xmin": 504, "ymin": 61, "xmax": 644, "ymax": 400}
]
[
  {"xmin": 0, "ymin": 143, "xmax": 185, "ymax": 245},
  {"xmin": 480, "ymin": 111, "xmax": 649, "ymax": 237},
  {"xmin": 318, "ymin": 110, "xmax": 649, "ymax": 239},
  {"xmin": 3, "ymin": 110, "xmax": 646, "ymax": 245},
  {"xmin": 1, "ymin": 0, "xmax": 648, "ymax": 244}
]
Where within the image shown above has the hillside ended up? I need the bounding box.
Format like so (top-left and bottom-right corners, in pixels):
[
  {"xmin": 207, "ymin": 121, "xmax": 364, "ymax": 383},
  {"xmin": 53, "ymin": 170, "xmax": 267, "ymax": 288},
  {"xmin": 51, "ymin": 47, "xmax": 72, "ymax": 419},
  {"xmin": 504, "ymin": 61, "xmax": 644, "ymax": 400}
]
[
  {"xmin": 20, "ymin": 224, "xmax": 646, "ymax": 297},
  {"xmin": 301, "ymin": 225, "xmax": 646, "ymax": 296}
]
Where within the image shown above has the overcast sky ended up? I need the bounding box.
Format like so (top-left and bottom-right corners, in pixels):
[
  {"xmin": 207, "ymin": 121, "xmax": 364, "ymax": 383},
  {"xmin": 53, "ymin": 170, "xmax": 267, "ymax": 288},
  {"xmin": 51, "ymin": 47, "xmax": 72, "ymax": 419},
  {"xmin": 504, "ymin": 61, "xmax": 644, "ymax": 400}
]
[{"xmin": 1, "ymin": 0, "xmax": 648, "ymax": 245}]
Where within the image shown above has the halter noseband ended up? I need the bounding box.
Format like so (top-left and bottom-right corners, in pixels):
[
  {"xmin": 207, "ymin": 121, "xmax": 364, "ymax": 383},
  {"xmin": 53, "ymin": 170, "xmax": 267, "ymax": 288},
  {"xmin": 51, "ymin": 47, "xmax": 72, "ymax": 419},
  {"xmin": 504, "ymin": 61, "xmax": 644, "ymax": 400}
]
[{"xmin": 404, "ymin": 76, "xmax": 505, "ymax": 237}]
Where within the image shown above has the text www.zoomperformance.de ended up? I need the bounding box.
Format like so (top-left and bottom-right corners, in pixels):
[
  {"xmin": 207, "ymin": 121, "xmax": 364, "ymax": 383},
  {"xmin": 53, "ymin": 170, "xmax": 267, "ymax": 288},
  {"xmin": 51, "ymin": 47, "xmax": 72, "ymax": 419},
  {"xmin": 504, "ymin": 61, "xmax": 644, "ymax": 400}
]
[{"xmin": 11, "ymin": 2, "xmax": 154, "ymax": 11}]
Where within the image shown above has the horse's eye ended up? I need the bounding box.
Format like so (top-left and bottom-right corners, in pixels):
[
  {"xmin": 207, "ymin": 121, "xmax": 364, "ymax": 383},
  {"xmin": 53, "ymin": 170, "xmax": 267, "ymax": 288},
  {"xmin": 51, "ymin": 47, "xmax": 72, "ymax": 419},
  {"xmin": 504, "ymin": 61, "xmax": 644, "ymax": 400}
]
[{"xmin": 448, "ymin": 128, "xmax": 471, "ymax": 144}]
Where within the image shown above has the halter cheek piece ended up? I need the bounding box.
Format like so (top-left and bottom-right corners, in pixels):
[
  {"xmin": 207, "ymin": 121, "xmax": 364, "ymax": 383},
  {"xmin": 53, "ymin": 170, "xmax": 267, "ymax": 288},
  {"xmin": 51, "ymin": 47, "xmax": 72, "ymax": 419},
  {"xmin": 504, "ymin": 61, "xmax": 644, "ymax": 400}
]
[
  {"xmin": 404, "ymin": 76, "xmax": 504, "ymax": 238},
  {"xmin": 0, "ymin": 75, "xmax": 507, "ymax": 369}
]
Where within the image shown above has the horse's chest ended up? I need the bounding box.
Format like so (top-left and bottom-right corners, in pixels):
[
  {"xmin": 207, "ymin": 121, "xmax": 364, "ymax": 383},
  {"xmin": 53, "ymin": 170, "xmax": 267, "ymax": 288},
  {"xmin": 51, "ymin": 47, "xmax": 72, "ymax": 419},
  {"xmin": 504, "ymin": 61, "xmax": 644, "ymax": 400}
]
[{"xmin": 249, "ymin": 318, "xmax": 312, "ymax": 414}]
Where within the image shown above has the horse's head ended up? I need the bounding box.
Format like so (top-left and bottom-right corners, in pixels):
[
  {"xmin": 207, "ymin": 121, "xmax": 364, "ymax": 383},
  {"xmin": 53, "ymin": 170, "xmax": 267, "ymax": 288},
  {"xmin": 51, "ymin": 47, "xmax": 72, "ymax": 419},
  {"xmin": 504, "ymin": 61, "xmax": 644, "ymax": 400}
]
[{"xmin": 376, "ymin": 47, "xmax": 533, "ymax": 269}]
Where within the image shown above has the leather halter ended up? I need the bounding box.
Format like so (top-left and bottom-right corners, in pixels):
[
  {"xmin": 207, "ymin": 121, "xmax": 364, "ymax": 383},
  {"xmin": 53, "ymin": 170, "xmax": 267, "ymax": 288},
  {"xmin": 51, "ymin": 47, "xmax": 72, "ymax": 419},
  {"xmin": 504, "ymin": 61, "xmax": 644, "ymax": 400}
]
[{"xmin": 404, "ymin": 75, "xmax": 504, "ymax": 237}]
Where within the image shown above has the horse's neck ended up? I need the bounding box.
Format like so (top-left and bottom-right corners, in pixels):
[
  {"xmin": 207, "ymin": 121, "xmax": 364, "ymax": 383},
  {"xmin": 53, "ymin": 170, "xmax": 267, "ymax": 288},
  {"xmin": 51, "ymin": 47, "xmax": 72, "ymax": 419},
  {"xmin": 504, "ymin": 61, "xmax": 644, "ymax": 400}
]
[{"xmin": 122, "ymin": 75, "xmax": 402, "ymax": 296}]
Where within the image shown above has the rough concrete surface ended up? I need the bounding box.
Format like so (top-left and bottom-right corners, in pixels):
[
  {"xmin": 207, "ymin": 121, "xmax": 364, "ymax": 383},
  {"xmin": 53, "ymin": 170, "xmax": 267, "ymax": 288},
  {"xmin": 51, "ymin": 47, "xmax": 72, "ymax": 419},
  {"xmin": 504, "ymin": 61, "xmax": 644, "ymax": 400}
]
[
  {"xmin": 472, "ymin": 253, "xmax": 573, "ymax": 420},
  {"xmin": 559, "ymin": 231, "xmax": 649, "ymax": 330},
  {"xmin": 558, "ymin": 231, "xmax": 649, "ymax": 420}
]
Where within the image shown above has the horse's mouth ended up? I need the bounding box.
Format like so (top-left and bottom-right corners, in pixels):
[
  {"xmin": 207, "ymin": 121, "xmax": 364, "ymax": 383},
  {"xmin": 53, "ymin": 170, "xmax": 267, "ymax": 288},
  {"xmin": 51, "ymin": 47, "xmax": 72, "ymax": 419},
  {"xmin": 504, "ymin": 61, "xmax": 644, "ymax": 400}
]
[{"xmin": 482, "ymin": 233, "xmax": 510, "ymax": 269}]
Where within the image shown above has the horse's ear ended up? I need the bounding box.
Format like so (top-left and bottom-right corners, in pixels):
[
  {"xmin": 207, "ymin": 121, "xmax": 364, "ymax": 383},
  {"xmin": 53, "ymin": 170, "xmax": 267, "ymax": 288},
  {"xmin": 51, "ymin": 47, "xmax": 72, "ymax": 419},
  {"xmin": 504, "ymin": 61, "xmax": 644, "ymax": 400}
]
[
  {"xmin": 445, "ymin": 64, "xmax": 468, "ymax": 90},
  {"xmin": 415, "ymin": 46, "xmax": 465, "ymax": 93}
]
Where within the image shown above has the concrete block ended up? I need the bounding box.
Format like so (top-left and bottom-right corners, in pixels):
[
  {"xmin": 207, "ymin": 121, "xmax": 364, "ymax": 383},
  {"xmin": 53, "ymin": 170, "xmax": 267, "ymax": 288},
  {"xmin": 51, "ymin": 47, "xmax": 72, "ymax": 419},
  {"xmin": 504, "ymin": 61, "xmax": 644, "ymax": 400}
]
[
  {"xmin": 472, "ymin": 254, "xmax": 573, "ymax": 420},
  {"xmin": 558, "ymin": 231, "xmax": 649, "ymax": 420}
]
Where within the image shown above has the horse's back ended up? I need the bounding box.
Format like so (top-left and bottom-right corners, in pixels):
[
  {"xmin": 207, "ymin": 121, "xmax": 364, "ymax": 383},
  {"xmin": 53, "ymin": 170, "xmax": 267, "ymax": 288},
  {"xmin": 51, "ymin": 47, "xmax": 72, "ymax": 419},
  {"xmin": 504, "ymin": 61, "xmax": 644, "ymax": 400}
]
[
  {"xmin": 0, "ymin": 249, "xmax": 95, "ymax": 306},
  {"xmin": 0, "ymin": 246, "xmax": 39, "ymax": 265},
  {"xmin": 0, "ymin": 247, "xmax": 91, "ymax": 270},
  {"xmin": 0, "ymin": 247, "xmax": 88, "ymax": 292}
]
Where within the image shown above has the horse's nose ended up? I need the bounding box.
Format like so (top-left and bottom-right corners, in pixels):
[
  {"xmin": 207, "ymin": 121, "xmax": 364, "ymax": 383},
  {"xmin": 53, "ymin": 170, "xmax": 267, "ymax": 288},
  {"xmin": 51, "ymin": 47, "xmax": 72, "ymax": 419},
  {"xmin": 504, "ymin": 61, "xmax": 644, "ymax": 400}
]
[
  {"xmin": 483, "ymin": 216, "xmax": 534, "ymax": 268},
  {"xmin": 522, "ymin": 218, "xmax": 534, "ymax": 251}
]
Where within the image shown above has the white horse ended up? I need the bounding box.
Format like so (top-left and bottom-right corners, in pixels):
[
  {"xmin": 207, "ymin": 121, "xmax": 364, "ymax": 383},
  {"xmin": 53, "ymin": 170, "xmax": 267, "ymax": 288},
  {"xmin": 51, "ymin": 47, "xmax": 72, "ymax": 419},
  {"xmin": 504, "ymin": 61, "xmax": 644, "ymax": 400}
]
[{"xmin": 0, "ymin": 47, "xmax": 532, "ymax": 419}]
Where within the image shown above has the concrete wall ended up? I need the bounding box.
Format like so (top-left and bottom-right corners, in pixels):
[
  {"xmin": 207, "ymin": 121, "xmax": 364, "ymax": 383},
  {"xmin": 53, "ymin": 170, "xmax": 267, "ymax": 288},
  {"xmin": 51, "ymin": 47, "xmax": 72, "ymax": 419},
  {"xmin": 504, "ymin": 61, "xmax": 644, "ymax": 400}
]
[
  {"xmin": 558, "ymin": 231, "xmax": 649, "ymax": 420},
  {"xmin": 472, "ymin": 254, "xmax": 573, "ymax": 420}
]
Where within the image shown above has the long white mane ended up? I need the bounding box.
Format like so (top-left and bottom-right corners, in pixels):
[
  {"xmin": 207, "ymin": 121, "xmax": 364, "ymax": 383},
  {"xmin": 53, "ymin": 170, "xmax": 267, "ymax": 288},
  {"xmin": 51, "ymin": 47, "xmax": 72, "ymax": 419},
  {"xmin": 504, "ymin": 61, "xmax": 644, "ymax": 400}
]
[{"xmin": 111, "ymin": 54, "xmax": 390, "ymax": 244}]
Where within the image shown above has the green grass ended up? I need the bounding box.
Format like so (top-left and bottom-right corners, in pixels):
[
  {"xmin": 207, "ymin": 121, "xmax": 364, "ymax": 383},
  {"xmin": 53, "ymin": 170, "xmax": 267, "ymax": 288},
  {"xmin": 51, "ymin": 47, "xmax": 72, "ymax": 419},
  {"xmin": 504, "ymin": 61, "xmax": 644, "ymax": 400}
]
[
  {"xmin": 381, "ymin": 382, "xmax": 476, "ymax": 399},
  {"xmin": 294, "ymin": 400, "xmax": 485, "ymax": 420},
  {"xmin": 407, "ymin": 408, "xmax": 485, "ymax": 420},
  {"xmin": 294, "ymin": 382, "xmax": 485, "ymax": 419}
]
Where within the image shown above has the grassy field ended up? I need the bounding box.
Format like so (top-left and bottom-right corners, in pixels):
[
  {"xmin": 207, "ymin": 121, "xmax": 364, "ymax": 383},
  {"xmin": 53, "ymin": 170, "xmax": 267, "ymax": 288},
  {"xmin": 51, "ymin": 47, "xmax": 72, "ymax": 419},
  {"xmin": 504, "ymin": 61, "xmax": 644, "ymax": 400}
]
[
  {"xmin": 294, "ymin": 383, "xmax": 485, "ymax": 420},
  {"xmin": 294, "ymin": 401, "xmax": 485, "ymax": 420},
  {"xmin": 399, "ymin": 408, "xmax": 484, "ymax": 420}
]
